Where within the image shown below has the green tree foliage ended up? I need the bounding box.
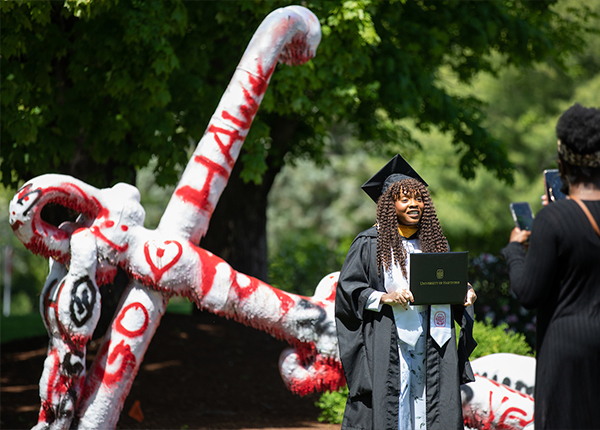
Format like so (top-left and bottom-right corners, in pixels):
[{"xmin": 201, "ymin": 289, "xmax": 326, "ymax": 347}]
[
  {"xmin": 2, "ymin": 0, "xmax": 190, "ymax": 186},
  {"xmin": 2, "ymin": 0, "xmax": 592, "ymax": 188},
  {"xmin": 2, "ymin": 0, "xmax": 596, "ymax": 303}
]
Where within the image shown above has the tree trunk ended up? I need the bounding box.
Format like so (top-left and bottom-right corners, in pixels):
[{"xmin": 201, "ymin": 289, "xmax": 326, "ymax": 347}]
[{"xmin": 200, "ymin": 160, "xmax": 280, "ymax": 282}]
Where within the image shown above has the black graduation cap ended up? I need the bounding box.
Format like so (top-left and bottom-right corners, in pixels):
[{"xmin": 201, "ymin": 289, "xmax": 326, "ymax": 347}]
[{"xmin": 361, "ymin": 154, "xmax": 428, "ymax": 203}]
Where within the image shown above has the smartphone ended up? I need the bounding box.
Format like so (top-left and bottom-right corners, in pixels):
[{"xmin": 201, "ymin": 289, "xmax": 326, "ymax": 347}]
[
  {"xmin": 510, "ymin": 202, "xmax": 534, "ymax": 231},
  {"xmin": 543, "ymin": 169, "xmax": 566, "ymax": 203}
]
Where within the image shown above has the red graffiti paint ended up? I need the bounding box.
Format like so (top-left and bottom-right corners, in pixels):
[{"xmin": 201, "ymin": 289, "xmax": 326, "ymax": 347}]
[
  {"xmin": 143, "ymin": 240, "xmax": 183, "ymax": 283},
  {"xmin": 483, "ymin": 374, "xmax": 534, "ymax": 401},
  {"xmin": 325, "ymin": 281, "xmax": 337, "ymax": 302},
  {"xmin": 194, "ymin": 153, "xmax": 230, "ymax": 177},
  {"xmin": 222, "ymin": 88, "xmax": 257, "ymax": 130},
  {"xmin": 271, "ymin": 287, "xmax": 295, "ymax": 314},
  {"xmin": 92, "ymin": 340, "xmax": 137, "ymax": 388},
  {"xmin": 173, "ymin": 155, "xmax": 231, "ymax": 215},
  {"xmin": 45, "ymin": 349, "xmax": 60, "ymax": 406},
  {"xmin": 205, "ymin": 124, "xmax": 243, "ymax": 166},
  {"xmin": 105, "ymin": 340, "xmax": 136, "ymax": 387},
  {"xmin": 249, "ymin": 62, "xmax": 275, "ymax": 96},
  {"xmin": 174, "ymin": 185, "xmax": 214, "ymax": 215},
  {"xmin": 286, "ymin": 352, "xmax": 345, "ymax": 396},
  {"xmin": 191, "ymin": 245, "xmax": 222, "ymax": 297},
  {"xmin": 96, "ymin": 264, "xmax": 117, "ymax": 286},
  {"xmin": 38, "ymin": 400, "xmax": 53, "ymax": 424},
  {"xmin": 499, "ymin": 406, "xmax": 534, "ymax": 428},
  {"xmin": 90, "ymin": 226, "xmax": 129, "ymax": 253},
  {"xmin": 231, "ymin": 274, "xmax": 259, "ymax": 302},
  {"xmin": 17, "ymin": 183, "xmax": 32, "ymax": 200},
  {"xmin": 92, "ymin": 197, "xmax": 110, "ymax": 220},
  {"xmin": 10, "ymin": 220, "xmax": 23, "ymax": 231},
  {"xmin": 485, "ymin": 383, "xmax": 534, "ymax": 429},
  {"xmin": 51, "ymin": 229, "xmax": 70, "ymax": 241},
  {"xmin": 115, "ymin": 303, "xmax": 150, "ymax": 338}
]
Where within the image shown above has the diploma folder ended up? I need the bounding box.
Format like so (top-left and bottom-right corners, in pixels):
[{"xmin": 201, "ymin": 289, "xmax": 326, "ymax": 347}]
[{"xmin": 409, "ymin": 252, "xmax": 468, "ymax": 305}]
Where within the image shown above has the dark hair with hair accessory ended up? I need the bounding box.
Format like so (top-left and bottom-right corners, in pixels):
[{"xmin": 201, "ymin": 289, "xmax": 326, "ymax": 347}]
[{"xmin": 556, "ymin": 103, "xmax": 600, "ymax": 186}]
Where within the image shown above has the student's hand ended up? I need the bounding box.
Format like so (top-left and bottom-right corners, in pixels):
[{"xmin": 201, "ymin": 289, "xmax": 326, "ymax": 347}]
[
  {"xmin": 382, "ymin": 289, "xmax": 414, "ymax": 310},
  {"xmin": 509, "ymin": 227, "xmax": 531, "ymax": 244},
  {"xmin": 463, "ymin": 283, "xmax": 477, "ymax": 307}
]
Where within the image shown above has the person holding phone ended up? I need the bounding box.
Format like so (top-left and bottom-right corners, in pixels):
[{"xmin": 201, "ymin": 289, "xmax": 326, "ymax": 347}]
[
  {"xmin": 502, "ymin": 103, "xmax": 600, "ymax": 429},
  {"xmin": 335, "ymin": 155, "xmax": 477, "ymax": 430}
]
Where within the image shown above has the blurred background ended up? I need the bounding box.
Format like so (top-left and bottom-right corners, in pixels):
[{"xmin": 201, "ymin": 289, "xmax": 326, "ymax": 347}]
[{"xmin": 2, "ymin": 0, "xmax": 599, "ymax": 349}]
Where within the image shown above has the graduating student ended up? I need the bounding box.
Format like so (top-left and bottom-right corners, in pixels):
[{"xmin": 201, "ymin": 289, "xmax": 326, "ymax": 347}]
[{"xmin": 335, "ymin": 155, "xmax": 477, "ymax": 430}]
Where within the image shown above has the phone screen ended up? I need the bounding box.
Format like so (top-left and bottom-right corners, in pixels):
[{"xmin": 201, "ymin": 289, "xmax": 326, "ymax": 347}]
[
  {"xmin": 543, "ymin": 169, "xmax": 566, "ymax": 202},
  {"xmin": 510, "ymin": 202, "xmax": 534, "ymax": 231}
]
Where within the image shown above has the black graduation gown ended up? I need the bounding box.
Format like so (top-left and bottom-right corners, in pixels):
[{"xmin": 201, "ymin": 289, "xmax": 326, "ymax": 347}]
[{"xmin": 335, "ymin": 227, "xmax": 476, "ymax": 430}]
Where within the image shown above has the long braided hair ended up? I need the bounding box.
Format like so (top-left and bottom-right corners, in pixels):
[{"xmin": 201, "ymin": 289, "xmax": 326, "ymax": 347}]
[{"xmin": 376, "ymin": 178, "xmax": 448, "ymax": 278}]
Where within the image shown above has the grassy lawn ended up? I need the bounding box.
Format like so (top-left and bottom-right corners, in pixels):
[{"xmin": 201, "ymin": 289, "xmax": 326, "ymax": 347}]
[
  {"xmin": 1, "ymin": 296, "xmax": 194, "ymax": 345},
  {"xmin": 1, "ymin": 313, "xmax": 47, "ymax": 344}
]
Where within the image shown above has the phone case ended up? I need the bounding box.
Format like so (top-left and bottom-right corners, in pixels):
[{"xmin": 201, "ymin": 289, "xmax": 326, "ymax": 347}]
[{"xmin": 510, "ymin": 202, "xmax": 534, "ymax": 231}]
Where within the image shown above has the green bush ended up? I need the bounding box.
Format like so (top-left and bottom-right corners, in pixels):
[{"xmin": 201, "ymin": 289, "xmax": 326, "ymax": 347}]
[
  {"xmin": 315, "ymin": 386, "xmax": 348, "ymax": 425},
  {"xmin": 469, "ymin": 253, "xmax": 536, "ymax": 347},
  {"xmin": 316, "ymin": 318, "xmax": 533, "ymax": 424},
  {"xmin": 470, "ymin": 318, "xmax": 533, "ymax": 359}
]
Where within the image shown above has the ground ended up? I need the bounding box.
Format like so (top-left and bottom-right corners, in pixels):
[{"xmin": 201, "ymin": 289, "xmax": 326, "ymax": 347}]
[{"xmin": 1, "ymin": 311, "xmax": 342, "ymax": 430}]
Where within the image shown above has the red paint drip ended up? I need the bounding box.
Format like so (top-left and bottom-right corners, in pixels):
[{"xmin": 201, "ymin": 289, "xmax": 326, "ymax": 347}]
[
  {"xmin": 287, "ymin": 352, "xmax": 346, "ymax": 396},
  {"xmin": 24, "ymin": 235, "xmax": 69, "ymax": 263},
  {"xmin": 96, "ymin": 264, "xmax": 117, "ymax": 286}
]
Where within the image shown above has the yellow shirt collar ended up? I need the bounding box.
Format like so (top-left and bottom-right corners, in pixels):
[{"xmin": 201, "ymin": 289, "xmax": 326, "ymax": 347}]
[{"xmin": 398, "ymin": 225, "xmax": 419, "ymax": 239}]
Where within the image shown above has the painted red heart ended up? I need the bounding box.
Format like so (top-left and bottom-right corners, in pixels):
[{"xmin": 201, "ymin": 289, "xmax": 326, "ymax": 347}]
[{"xmin": 143, "ymin": 240, "xmax": 183, "ymax": 283}]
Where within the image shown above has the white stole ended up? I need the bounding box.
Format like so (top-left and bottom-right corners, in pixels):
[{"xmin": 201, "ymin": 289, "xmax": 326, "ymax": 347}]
[{"xmin": 385, "ymin": 239, "xmax": 451, "ymax": 348}]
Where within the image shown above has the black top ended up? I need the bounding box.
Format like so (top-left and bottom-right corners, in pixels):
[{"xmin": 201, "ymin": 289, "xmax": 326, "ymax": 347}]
[{"xmin": 502, "ymin": 199, "xmax": 600, "ymax": 429}]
